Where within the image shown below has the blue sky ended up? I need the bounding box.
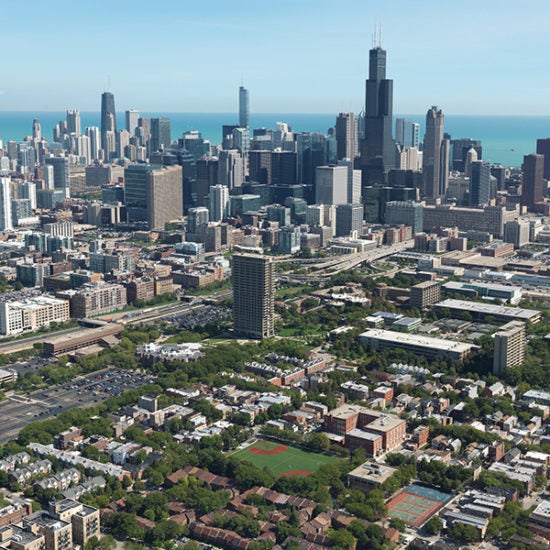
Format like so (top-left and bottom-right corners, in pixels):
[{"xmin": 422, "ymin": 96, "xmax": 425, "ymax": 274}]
[{"xmin": 1, "ymin": 0, "xmax": 549, "ymax": 115}]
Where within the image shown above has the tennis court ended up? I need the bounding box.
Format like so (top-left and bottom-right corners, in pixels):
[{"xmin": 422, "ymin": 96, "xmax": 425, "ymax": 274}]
[{"xmin": 387, "ymin": 483, "xmax": 453, "ymax": 527}]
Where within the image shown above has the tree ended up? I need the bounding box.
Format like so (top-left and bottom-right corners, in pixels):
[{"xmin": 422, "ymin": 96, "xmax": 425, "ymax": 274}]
[
  {"xmin": 84, "ymin": 535, "xmax": 116, "ymax": 550},
  {"xmin": 448, "ymin": 522, "xmax": 479, "ymax": 543},
  {"xmin": 328, "ymin": 528, "xmax": 356, "ymax": 550},
  {"xmin": 389, "ymin": 517, "xmax": 407, "ymax": 532},
  {"xmin": 424, "ymin": 515, "xmax": 443, "ymax": 535},
  {"xmin": 305, "ymin": 432, "xmax": 331, "ymax": 452}
]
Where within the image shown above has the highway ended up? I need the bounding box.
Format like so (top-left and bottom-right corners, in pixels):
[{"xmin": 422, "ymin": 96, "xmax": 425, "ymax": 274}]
[{"xmin": 280, "ymin": 240, "xmax": 415, "ymax": 282}]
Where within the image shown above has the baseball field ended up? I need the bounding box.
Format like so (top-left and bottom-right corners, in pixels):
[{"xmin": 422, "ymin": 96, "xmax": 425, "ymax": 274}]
[{"xmin": 231, "ymin": 439, "xmax": 339, "ymax": 477}]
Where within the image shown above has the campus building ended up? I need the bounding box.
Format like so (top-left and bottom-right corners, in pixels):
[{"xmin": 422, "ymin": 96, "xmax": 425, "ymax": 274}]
[{"xmin": 359, "ymin": 329, "xmax": 475, "ymax": 361}]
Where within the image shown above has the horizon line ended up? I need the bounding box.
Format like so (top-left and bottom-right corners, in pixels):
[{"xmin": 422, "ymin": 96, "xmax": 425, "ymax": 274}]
[{"xmin": 1, "ymin": 110, "xmax": 550, "ymax": 118}]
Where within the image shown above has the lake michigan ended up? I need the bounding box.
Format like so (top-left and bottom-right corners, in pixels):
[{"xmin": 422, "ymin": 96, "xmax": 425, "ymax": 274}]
[{"xmin": 1, "ymin": 111, "xmax": 550, "ymax": 168}]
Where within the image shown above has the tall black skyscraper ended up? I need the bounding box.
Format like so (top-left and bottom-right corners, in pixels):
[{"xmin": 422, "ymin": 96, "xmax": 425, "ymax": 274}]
[
  {"xmin": 101, "ymin": 92, "xmax": 116, "ymax": 151},
  {"xmin": 360, "ymin": 44, "xmax": 394, "ymax": 186}
]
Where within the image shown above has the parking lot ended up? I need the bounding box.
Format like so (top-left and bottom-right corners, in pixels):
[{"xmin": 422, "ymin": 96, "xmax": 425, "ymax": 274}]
[
  {"xmin": 0, "ymin": 368, "xmax": 156, "ymax": 443},
  {"xmin": 175, "ymin": 305, "xmax": 231, "ymax": 330}
]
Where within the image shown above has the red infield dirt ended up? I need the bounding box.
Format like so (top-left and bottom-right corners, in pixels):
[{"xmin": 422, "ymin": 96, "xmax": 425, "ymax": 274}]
[
  {"xmin": 279, "ymin": 469, "xmax": 311, "ymax": 478},
  {"xmin": 248, "ymin": 443, "xmax": 288, "ymax": 456}
]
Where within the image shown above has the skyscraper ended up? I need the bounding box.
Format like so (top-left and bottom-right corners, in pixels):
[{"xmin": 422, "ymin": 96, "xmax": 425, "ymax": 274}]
[
  {"xmin": 86, "ymin": 127, "xmax": 101, "ymax": 161},
  {"xmin": 315, "ymin": 166, "xmax": 348, "ymax": 205},
  {"xmin": 32, "ymin": 119, "xmax": 41, "ymax": 140},
  {"xmin": 335, "ymin": 113, "xmax": 358, "ymax": 161},
  {"xmin": 337, "ymin": 158, "xmax": 362, "ymax": 204},
  {"xmin": 422, "ymin": 106, "xmax": 449, "ymax": 199},
  {"xmin": 233, "ymin": 253, "xmax": 274, "ymax": 339},
  {"xmin": 522, "ymin": 153, "xmax": 544, "ymax": 211},
  {"xmin": 359, "ymin": 43, "xmax": 394, "ymax": 185},
  {"xmin": 208, "ymin": 184, "xmax": 229, "ymax": 222},
  {"xmin": 296, "ymin": 133, "xmax": 327, "ymax": 186},
  {"xmin": 44, "ymin": 157, "xmax": 70, "ymax": 198},
  {"xmin": 0, "ymin": 178, "xmax": 12, "ymax": 231},
  {"xmin": 395, "ymin": 118, "xmax": 420, "ymax": 149},
  {"xmin": 335, "ymin": 203, "xmax": 364, "ymax": 237},
  {"xmin": 150, "ymin": 118, "xmax": 171, "ymax": 152},
  {"xmin": 469, "ymin": 160, "xmax": 492, "ymax": 206},
  {"xmin": 125, "ymin": 109, "xmax": 140, "ymax": 135},
  {"xmin": 100, "ymin": 91, "xmax": 116, "ymax": 152},
  {"xmin": 66, "ymin": 110, "xmax": 81, "ymax": 136},
  {"xmin": 239, "ymin": 85, "xmax": 249, "ymax": 128},
  {"xmin": 124, "ymin": 164, "xmax": 183, "ymax": 229}
]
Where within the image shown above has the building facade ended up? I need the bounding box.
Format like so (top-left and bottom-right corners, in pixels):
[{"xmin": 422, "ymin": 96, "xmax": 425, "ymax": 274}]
[{"xmin": 233, "ymin": 254, "xmax": 274, "ymax": 339}]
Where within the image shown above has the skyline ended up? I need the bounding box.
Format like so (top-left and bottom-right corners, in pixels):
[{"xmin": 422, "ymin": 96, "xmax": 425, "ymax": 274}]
[{"xmin": 1, "ymin": 1, "xmax": 549, "ymax": 115}]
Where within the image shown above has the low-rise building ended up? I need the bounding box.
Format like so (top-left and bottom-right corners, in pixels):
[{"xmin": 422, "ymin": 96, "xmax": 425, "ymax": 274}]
[
  {"xmin": 347, "ymin": 462, "xmax": 397, "ymax": 493},
  {"xmin": 359, "ymin": 329, "xmax": 475, "ymax": 361}
]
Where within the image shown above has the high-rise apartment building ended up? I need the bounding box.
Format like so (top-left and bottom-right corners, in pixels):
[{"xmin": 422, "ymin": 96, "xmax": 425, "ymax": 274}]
[
  {"xmin": 19, "ymin": 181, "xmax": 37, "ymax": 210},
  {"xmin": 239, "ymin": 85, "xmax": 249, "ymax": 128},
  {"xmin": 208, "ymin": 184, "xmax": 229, "ymax": 222},
  {"xmin": 187, "ymin": 206, "xmax": 209, "ymax": 234},
  {"xmin": 0, "ymin": 178, "xmax": 13, "ymax": 232},
  {"xmin": 422, "ymin": 106, "xmax": 449, "ymax": 198},
  {"xmin": 522, "ymin": 153, "xmax": 544, "ymax": 211},
  {"xmin": 335, "ymin": 113, "xmax": 358, "ymax": 161},
  {"xmin": 359, "ymin": 44, "xmax": 394, "ymax": 185},
  {"xmin": 493, "ymin": 321, "xmax": 526, "ymax": 376},
  {"xmin": 233, "ymin": 253, "xmax": 274, "ymax": 339}
]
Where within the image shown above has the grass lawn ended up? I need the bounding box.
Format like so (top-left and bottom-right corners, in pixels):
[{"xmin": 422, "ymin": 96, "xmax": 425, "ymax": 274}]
[{"xmin": 231, "ymin": 439, "xmax": 338, "ymax": 477}]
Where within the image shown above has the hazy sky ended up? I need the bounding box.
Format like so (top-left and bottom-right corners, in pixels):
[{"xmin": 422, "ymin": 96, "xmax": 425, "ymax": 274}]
[{"xmin": 1, "ymin": 0, "xmax": 550, "ymax": 115}]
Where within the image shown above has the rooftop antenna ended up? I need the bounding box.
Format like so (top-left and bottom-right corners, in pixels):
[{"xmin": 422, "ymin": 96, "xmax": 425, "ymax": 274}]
[
  {"xmin": 241, "ymin": 73, "xmax": 243, "ymax": 87},
  {"xmin": 372, "ymin": 20, "xmax": 377, "ymax": 47},
  {"xmin": 106, "ymin": 74, "xmax": 111, "ymax": 93},
  {"xmin": 379, "ymin": 24, "xmax": 383, "ymax": 48}
]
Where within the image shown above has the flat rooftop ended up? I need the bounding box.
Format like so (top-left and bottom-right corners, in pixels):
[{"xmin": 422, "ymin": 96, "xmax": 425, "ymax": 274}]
[
  {"xmin": 436, "ymin": 299, "xmax": 541, "ymax": 321},
  {"xmin": 346, "ymin": 429, "xmax": 381, "ymax": 441},
  {"xmin": 347, "ymin": 462, "xmax": 397, "ymax": 483},
  {"xmin": 359, "ymin": 329, "xmax": 475, "ymax": 353},
  {"xmin": 328, "ymin": 404, "xmax": 372, "ymax": 419}
]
